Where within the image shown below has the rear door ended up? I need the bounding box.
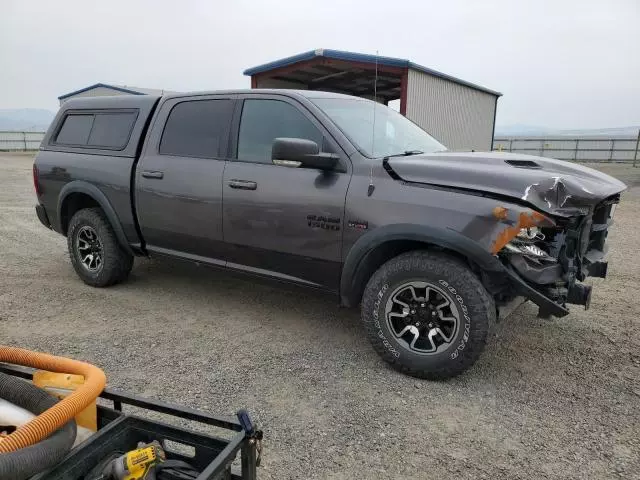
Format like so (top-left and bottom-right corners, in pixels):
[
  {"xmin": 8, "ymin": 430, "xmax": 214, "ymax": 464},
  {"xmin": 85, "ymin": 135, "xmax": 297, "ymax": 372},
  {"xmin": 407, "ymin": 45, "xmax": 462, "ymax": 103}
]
[
  {"xmin": 222, "ymin": 94, "xmax": 351, "ymax": 290},
  {"xmin": 136, "ymin": 95, "xmax": 235, "ymax": 264}
]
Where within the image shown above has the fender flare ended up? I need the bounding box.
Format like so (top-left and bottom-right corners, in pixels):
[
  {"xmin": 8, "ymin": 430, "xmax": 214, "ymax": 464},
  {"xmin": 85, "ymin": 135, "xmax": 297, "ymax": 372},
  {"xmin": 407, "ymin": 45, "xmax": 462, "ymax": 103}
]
[
  {"xmin": 57, "ymin": 181, "xmax": 134, "ymax": 256},
  {"xmin": 340, "ymin": 223, "xmax": 505, "ymax": 307}
]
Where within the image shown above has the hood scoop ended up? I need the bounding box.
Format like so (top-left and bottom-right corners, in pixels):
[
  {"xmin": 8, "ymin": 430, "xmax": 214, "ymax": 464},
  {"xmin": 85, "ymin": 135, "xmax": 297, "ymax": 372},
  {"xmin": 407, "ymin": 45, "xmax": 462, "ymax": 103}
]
[{"xmin": 505, "ymin": 159, "xmax": 542, "ymax": 169}]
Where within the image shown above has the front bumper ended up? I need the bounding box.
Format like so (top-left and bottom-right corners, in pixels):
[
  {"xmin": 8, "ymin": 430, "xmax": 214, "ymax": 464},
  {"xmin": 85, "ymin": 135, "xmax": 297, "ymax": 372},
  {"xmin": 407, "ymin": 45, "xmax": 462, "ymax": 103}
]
[
  {"xmin": 35, "ymin": 204, "xmax": 51, "ymax": 229},
  {"xmin": 503, "ymin": 266, "xmax": 570, "ymax": 318},
  {"xmin": 503, "ymin": 197, "xmax": 618, "ymax": 318}
]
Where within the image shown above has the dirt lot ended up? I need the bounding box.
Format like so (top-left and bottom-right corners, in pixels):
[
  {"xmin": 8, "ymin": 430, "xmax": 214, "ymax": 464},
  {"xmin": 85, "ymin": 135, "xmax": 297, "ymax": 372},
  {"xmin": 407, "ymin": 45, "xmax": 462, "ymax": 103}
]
[{"xmin": 1, "ymin": 153, "xmax": 639, "ymax": 479}]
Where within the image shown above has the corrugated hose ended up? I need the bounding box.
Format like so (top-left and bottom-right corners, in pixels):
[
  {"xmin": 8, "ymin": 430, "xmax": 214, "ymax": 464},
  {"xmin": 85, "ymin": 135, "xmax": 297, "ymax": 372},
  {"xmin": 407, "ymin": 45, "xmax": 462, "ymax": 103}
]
[{"xmin": 0, "ymin": 345, "xmax": 106, "ymax": 453}]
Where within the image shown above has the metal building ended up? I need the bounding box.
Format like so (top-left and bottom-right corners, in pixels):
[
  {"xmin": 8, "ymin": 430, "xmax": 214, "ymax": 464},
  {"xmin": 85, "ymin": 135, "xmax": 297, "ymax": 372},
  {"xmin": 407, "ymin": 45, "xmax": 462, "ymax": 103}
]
[
  {"xmin": 244, "ymin": 49, "xmax": 502, "ymax": 151},
  {"xmin": 58, "ymin": 83, "xmax": 170, "ymax": 106}
]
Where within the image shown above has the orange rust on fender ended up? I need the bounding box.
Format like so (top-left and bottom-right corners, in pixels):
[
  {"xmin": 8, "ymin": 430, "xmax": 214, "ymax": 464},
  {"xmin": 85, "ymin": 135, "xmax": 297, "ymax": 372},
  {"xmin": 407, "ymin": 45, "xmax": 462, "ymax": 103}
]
[{"xmin": 490, "ymin": 211, "xmax": 548, "ymax": 254}]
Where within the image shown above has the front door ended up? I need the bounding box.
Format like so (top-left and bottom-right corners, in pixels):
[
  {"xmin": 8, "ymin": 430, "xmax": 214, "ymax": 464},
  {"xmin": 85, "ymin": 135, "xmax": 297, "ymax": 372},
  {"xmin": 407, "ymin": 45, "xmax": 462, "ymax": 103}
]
[
  {"xmin": 136, "ymin": 95, "xmax": 235, "ymax": 264},
  {"xmin": 222, "ymin": 95, "xmax": 351, "ymax": 290}
]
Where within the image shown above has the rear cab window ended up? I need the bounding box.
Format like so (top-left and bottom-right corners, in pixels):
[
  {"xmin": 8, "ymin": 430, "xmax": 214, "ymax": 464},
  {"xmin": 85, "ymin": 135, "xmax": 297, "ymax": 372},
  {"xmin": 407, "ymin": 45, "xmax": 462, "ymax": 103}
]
[
  {"xmin": 159, "ymin": 99, "xmax": 233, "ymax": 159},
  {"xmin": 52, "ymin": 111, "xmax": 138, "ymax": 150}
]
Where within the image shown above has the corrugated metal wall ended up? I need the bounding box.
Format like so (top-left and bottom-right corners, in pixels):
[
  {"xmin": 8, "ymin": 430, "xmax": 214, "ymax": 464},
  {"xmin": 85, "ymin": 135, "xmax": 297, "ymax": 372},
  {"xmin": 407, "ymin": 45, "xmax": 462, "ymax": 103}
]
[
  {"xmin": 406, "ymin": 69, "xmax": 497, "ymax": 151},
  {"xmin": 0, "ymin": 131, "xmax": 45, "ymax": 151}
]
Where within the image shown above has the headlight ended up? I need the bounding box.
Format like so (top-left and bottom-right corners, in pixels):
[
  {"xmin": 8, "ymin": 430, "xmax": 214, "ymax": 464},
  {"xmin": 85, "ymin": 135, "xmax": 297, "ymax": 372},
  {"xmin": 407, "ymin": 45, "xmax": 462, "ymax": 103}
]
[
  {"xmin": 491, "ymin": 208, "xmax": 554, "ymax": 255},
  {"xmin": 516, "ymin": 227, "xmax": 544, "ymax": 241},
  {"xmin": 504, "ymin": 241, "xmax": 555, "ymax": 261}
]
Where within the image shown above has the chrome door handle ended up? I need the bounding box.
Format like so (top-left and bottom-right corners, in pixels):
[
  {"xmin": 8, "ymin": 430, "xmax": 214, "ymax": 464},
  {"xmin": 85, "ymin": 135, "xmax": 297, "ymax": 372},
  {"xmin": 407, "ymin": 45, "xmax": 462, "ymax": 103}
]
[
  {"xmin": 142, "ymin": 170, "xmax": 164, "ymax": 179},
  {"xmin": 228, "ymin": 179, "xmax": 257, "ymax": 190}
]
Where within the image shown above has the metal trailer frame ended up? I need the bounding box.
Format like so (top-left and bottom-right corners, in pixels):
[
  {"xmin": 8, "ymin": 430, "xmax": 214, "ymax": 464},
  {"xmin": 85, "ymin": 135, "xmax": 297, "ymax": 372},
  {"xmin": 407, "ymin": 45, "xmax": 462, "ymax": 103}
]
[{"xmin": 0, "ymin": 363, "xmax": 260, "ymax": 480}]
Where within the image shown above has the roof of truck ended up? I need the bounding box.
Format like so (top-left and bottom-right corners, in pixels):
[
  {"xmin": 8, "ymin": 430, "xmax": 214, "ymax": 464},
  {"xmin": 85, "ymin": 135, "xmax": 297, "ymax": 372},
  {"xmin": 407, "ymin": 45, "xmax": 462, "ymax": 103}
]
[
  {"xmin": 58, "ymin": 89, "xmax": 371, "ymax": 110},
  {"xmin": 162, "ymin": 89, "xmax": 365, "ymax": 100},
  {"xmin": 58, "ymin": 93, "xmax": 162, "ymax": 109}
]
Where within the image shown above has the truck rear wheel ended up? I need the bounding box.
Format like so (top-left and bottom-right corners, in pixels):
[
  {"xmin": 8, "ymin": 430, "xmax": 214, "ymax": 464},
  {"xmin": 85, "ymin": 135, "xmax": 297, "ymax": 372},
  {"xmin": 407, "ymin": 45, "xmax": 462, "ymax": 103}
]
[
  {"xmin": 361, "ymin": 250, "xmax": 494, "ymax": 380},
  {"xmin": 67, "ymin": 208, "xmax": 133, "ymax": 287}
]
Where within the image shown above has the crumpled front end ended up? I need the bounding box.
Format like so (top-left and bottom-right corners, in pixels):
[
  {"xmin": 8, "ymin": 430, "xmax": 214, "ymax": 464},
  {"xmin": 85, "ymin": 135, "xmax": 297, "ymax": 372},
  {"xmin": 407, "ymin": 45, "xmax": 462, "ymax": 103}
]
[
  {"xmin": 384, "ymin": 151, "xmax": 627, "ymax": 318},
  {"xmin": 494, "ymin": 194, "xmax": 621, "ymax": 317}
]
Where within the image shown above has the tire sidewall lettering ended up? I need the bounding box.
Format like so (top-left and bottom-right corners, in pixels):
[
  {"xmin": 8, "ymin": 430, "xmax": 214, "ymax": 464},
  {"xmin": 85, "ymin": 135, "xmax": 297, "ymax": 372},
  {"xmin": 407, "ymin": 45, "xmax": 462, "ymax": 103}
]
[
  {"xmin": 439, "ymin": 280, "xmax": 472, "ymax": 359},
  {"xmin": 373, "ymin": 283, "xmax": 400, "ymax": 358}
]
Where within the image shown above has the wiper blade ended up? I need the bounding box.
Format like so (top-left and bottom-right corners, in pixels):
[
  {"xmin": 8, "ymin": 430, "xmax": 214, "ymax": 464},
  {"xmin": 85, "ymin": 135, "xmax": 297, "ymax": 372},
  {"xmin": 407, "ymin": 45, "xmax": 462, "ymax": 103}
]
[{"xmin": 384, "ymin": 150, "xmax": 424, "ymax": 159}]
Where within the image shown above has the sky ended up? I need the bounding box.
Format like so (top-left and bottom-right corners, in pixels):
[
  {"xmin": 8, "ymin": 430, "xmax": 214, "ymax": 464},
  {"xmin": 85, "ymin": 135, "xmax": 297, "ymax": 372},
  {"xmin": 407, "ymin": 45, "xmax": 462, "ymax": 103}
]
[{"xmin": 1, "ymin": 0, "xmax": 638, "ymax": 130}]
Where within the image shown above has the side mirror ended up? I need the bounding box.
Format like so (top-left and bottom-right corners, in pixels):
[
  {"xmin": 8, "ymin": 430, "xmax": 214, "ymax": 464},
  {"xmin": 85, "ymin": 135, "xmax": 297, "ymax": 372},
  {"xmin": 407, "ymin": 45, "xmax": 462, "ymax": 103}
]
[{"xmin": 272, "ymin": 138, "xmax": 339, "ymax": 170}]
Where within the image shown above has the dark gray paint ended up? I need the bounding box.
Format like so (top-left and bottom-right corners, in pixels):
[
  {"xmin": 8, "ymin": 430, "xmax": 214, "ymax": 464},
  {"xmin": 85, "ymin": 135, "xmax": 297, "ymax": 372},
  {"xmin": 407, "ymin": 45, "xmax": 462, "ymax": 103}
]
[
  {"xmin": 34, "ymin": 89, "xmax": 627, "ymax": 316},
  {"xmin": 387, "ymin": 151, "xmax": 627, "ymax": 216},
  {"xmin": 57, "ymin": 181, "xmax": 134, "ymax": 255},
  {"xmin": 36, "ymin": 150, "xmax": 140, "ymax": 243},
  {"xmin": 223, "ymin": 161, "xmax": 349, "ymax": 288},
  {"xmin": 134, "ymin": 94, "xmax": 234, "ymax": 261},
  {"xmin": 222, "ymin": 93, "xmax": 351, "ymax": 289}
]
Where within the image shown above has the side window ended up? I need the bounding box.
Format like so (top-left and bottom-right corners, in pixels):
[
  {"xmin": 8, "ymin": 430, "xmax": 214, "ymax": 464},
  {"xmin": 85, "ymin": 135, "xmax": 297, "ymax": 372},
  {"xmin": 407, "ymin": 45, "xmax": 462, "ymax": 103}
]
[
  {"xmin": 88, "ymin": 113, "xmax": 137, "ymax": 148},
  {"xmin": 237, "ymin": 99, "xmax": 324, "ymax": 164},
  {"xmin": 54, "ymin": 111, "xmax": 137, "ymax": 149},
  {"xmin": 55, "ymin": 114, "xmax": 94, "ymax": 146},
  {"xmin": 159, "ymin": 99, "xmax": 233, "ymax": 158}
]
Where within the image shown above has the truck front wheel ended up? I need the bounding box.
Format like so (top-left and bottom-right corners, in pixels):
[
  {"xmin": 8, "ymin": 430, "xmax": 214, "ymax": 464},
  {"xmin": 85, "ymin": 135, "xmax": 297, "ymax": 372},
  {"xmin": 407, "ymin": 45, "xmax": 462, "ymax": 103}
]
[
  {"xmin": 67, "ymin": 208, "xmax": 133, "ymax": 287},
  {"xmin": 361, "ymin": 250, "xmax": 495, "ymax": 380}
]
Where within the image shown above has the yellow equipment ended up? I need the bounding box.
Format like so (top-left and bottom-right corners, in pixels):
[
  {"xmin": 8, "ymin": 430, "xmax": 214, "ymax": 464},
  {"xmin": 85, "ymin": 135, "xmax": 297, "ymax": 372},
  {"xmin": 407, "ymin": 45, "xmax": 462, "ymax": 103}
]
[
  {"xmin": 32, "ymin": 370, "xmax": 97, "ymax": 432},
  {"xmin": 103, "ymin": 441, "xmax": 166, "ymax": 480}
]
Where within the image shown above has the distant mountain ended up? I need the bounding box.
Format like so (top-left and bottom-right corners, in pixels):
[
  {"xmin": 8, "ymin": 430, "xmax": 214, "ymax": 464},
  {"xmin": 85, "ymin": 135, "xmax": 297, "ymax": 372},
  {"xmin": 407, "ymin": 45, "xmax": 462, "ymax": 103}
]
[
  {"xmin": 494, "ymin": 124, "xmax": 553, "ymax": 136},
  {"xmin": 556, "ymin": 126, "xmax": 640, "ymax": 137},
  {"xmin": 0, "ymin": 109, "xmax": 55, "ymax": 131},
  {"xmin": 495, "ymin": 124, "xmax": 640, "ymax": 137}
]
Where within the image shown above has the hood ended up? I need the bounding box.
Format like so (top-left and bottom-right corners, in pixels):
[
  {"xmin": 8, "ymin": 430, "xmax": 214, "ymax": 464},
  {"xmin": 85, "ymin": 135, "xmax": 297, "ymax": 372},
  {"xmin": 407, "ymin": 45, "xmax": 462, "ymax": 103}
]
[{"xmin": 386, "ymin": 151, "xmax": 627, "ymax": 216}]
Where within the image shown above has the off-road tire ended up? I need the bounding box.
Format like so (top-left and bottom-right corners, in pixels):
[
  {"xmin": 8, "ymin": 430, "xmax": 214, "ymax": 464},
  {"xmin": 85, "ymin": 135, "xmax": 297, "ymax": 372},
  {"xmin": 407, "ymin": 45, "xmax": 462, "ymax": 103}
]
[
  {"xmin": 67, "ymin": 208, "xmax": 133, "ymax": 287},
  {"xmin": 362, "ymin": 250, "xmax": 495, "ymax": 380}
]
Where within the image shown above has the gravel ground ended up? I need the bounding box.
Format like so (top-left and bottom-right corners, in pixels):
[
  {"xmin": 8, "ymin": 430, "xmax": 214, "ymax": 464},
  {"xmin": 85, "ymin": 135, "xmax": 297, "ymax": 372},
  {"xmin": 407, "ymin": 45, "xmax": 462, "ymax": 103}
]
[{"xmin": 1, "ymin": 153, "xmax": 639, "ymax": 479}]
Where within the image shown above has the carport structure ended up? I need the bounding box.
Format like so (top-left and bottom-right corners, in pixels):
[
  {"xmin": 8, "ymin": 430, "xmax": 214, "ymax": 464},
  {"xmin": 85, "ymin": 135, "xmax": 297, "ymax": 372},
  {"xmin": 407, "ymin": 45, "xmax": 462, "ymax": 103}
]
[
  {"xmin": 244, "ymin": 49, "xmax": 502, "ymax": 151},
  {"xmin": 246, "ymin": 49, "xmax": 412, "ymax": 111}
]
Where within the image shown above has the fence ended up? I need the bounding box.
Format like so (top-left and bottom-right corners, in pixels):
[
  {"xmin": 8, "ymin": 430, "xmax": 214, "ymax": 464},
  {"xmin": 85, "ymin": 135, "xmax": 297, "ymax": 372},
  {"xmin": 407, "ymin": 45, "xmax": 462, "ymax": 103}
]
[
  {"xmin": 492, "ymin": 132, "xmax": 640, "ymax": 165},
  {"xmin": 0, "ymin": 131, "xmax": 45, "ymax": 151},
  {"xmin": 3, "ymin": 130, "xmax": 640, "ymax": 164}
]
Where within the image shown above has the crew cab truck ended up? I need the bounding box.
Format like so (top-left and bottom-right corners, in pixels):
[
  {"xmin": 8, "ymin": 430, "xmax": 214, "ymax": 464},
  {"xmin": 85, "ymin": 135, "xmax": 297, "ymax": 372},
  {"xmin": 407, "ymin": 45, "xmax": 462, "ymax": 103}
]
[{"xmin": 33, "ymin": 90, "xmax": 626, "ymax": 379}]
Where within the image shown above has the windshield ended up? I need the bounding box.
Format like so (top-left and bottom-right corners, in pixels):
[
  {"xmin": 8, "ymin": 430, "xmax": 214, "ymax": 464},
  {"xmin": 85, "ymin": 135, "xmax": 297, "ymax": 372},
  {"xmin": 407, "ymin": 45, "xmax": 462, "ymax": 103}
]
[{"xmin": 311, "ymin": 97, "xmax": 447, "ymax": 158}]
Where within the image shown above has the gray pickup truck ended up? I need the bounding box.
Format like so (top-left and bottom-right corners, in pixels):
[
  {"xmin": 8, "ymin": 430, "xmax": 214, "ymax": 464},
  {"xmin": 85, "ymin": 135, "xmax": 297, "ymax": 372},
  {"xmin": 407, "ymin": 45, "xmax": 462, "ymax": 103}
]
[{"xmin": 33, "ymin": 89, "xmax": 626, "ymax": 379}]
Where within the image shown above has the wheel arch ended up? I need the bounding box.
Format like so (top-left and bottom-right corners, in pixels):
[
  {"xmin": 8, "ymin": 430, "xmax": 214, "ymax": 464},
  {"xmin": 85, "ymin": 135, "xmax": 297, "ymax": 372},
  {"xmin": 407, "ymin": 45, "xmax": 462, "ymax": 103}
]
[
  {"xmin": 57, "ymin": 181, "xmax": 134, "ymax": 256},
  {"xmin": 340, "ymin": 223, "xmax": 505, "ymax": 307}
]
